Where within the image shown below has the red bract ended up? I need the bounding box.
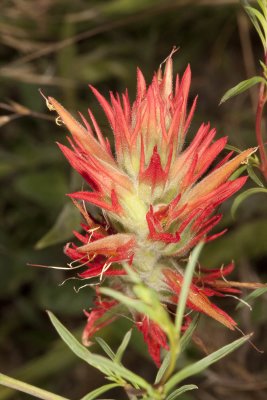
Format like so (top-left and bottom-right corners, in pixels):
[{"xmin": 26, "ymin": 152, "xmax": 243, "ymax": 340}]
[
  {"xmin": 136, "ymin": 317, "xmax": 169, "ymax": 367},
  {"xmin": 82, "ymin": 299, "xmax": 117, "ymax": 346},
  {"xmin": 49, "ymin": 53, "xmax": 263, "ymax": 365}
]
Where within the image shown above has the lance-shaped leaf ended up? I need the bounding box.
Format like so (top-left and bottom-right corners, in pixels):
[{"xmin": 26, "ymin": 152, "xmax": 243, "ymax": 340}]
[
  {"xmin": 231, "ymin": 187, "xmax": 267, "ymax": 219},
  {"xmin": 220, "ymin": 77, "xmax": 266, "ymax": 104},
  {"xmin": 245, "ymin": 4, "xmax": 267, "ymax": 50},
  {"xmin": 166, "ymin": 384, "xmax": 198, "ymax": 400},
  {"xmin": 179, "ymin": 314, "xmax": 199, "ymax": 353},
  {"xmin": 47, "ymin": 311, "xmax": 154, "ymax": 394},
  {"xmin": 100, "ymin": 285, "xmax": 175, "ymax": 341},
  {"xmin": 175, "ymin": 242, "xmax": 203, "ymax": 333},
  {"xmin": 95, "ymin": 337, "xmax": 115, "ymax": 360},
  {"xmin": 247, "ymin": 165, "xmax": 264, "ymax": 187},
  {"xmin": 154, "ymin": 352, "xmax": 171, "ymax": 385},
  {"xmin": 114, "ymin": 329, "xmax": 132, "ymax": 364},
  {"xmin": 165, "ymin": 334, "xmax": 252, "ymax": 393}
]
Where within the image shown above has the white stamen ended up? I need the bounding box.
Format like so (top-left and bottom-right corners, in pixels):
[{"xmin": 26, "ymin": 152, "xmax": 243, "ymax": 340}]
[
  {"xmin": 67, "ymin": 257, "xmax": 89, "ymax": 269},
  {"xmin": 55, "ymin": 116, "xmax": 63, "ymax": 126},
  {"xmin": 74, "ymin": 283, "xmax": 93, "ymax": 293},
  {"xmin": 220, "ymin": 264, "xmax": 229, "ymax": 283},
  {"xmin": 58, "ymin": 276, "xmax": 83, "ymax": 286},
  {"xmin": 224, "ymin": 294, "xmax": 252, "ymax": 311},
  {"xmin": 99, "ymin": 262, "xmax": 112, "ymax": 281},
  {"xmin": 235, "ymin": 326, "xmax": 264, "ymax": 353},
  {"xmin": 28, "ymin": 263, "xmax": 82, "ymax": 271},
  {"xmin": 39, "ymin": 89, "xmax": 55, "ymax": 111}
]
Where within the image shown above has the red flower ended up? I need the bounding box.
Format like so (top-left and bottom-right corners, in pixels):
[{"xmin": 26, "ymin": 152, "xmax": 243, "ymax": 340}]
[{"xmin": 48, "ymin": 52, "xmax": 264, "ymax": 365}]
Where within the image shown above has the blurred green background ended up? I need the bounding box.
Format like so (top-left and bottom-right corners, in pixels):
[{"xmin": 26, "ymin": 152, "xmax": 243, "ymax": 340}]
[{"xmin": 1, "ymin": 0, "xmax": 267, "ymax": 399}]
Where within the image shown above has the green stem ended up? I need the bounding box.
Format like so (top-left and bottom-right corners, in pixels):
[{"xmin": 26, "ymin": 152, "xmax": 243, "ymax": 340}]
[
  {"xmin": 158, "ymin": 337, "xmax": 179, "ymax": 387},
  {"xmin": 0, "ymin": 373, "xmax": 69, "ymax": 400},
  {"xmin": 256, "ymin": 51, "xmax": 267, "ymax": 180},
  {"xmin": 159, "ymin": 243, "xmax": 204, "ymax": 387}
]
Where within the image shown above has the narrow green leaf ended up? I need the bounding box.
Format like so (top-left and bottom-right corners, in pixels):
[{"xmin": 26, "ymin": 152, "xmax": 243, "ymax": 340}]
[
  {"xmin": 179, "ymin": 314, "xmax": 199, "ymax": 354},
  {"xmin": 236, "ymin": 287, "xmax": 267, "ymax": 309},
  {"xmin": 224, "ymin": 144, "xmax": 242, "ymax": 153},
  {"xmin": 99, "ymin": 287, "xmax": 147, "ymax": 315},
  {"xmin": 80, "ymin": 383, "xmax": 121, "ymax": 400},
  {"xmin": 47, "ymin": 312, "xmax": 113, "ymax": 377},
  {"xmin": 257, "ymin": 0, "xmax": 267, "ymax": 19},
  {"xmin": 0, "ymin": 373, "xmax": 69, "ymax": 400},
  {"xmin": 122, "ymin": 262, "xmax": 141, "ymax": 284},
  {"xmin": 47, "ymin": 312, "xmax": 153, "ymax": 393},
  {"xmin": 231, "ymin": 187, "xmax": 267, "ymax": 219},
  {"xmin": 154, "ymin": 352, "xmax": 171, "ymax": 385},
  {"xmin": 247, "ymin": 166, "xmax": 264, "ymax": 187},
  {"xmin": 245, "ymin": 6, "xmax": 267, "ymax": 36},
  {"xmin": 100, "ymin": 286, "xmax": 173, "ymax": 340},
  {"xmin": 220, "ymin": 77, "xmax": 266, "ymax": 105},
  {"xmin": 245, "ymin": 5, "xmax": 266, "ymax": 49},
  {"xmin": 95, "ymin": 337, "xmax": 116, "ymax": 360},
  {"xmin": 114, "ymin": 329, "xmax": 132, "ymax": 363},
  {"xmin": 229, "ymin": 165, "xmax": 247, "ymax": 181},
  {"xmin": 260, "ymin": 59, "xmax": 267, "ymax": 79},
  {"xmin": 246, "ymin": 6, "xmax": 267, "ymax": 41},
  {"xmin": 166, "ymin": 384, "xmax": 198, "ymax": 400},
  {"xmin": 100, "ymin": 285, "xmax": 177, "ymax": 376},
  {"xmin": 133, "ymin": 285, "xmax": 173, "ymax": 330},
  {"xmin": 165, "ymin": 334, "xmax": 252, "ymax": 393},
  {"xmin": 47, "ymin": 312, "xmax": 92, "ymax": 361},
  {"xmin": 155, "ymin": 316, "xmax": 199, "ymax": 385},
  {"xmin": 175, "ymin": 243, "xmax": 204, "ymax": 333}
]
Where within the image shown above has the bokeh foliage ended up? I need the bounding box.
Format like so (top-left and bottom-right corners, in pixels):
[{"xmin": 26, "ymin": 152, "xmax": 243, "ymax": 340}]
[{"xmin": 1, "ymin": 0, "xmax": 267, "ymax": 399}]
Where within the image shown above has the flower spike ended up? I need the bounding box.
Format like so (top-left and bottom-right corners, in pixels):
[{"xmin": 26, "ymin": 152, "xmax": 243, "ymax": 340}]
[{"xmin": 49, "ymin": 53, "xmax": 265, "ymax": 365}]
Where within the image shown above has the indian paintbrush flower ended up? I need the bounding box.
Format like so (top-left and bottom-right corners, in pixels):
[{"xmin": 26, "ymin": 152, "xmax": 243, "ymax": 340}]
[{"xmin": 47, "ymin": 53, "xmax": 264, "ymax": 366}]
